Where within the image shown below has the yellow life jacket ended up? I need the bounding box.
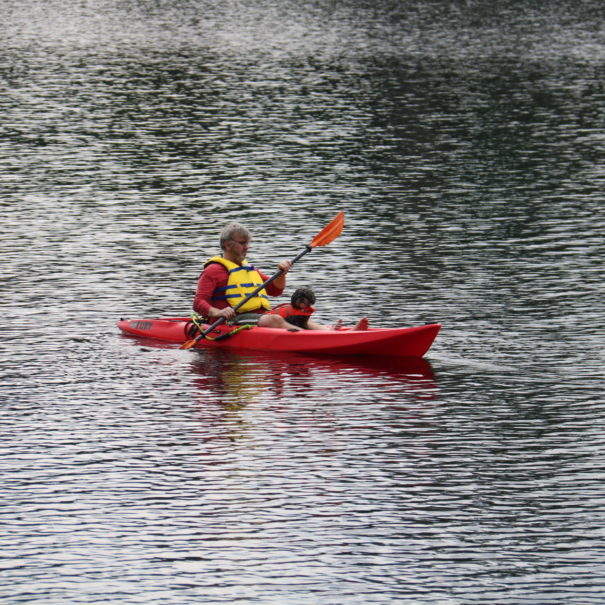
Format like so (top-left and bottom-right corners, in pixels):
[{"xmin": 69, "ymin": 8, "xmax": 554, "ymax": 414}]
[{"xmin": 205, "ymin": 256, "xmax": 271, "ymax": 313}]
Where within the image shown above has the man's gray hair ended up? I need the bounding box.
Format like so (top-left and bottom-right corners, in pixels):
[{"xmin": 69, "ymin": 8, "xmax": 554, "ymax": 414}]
[{"xmin": 219, "ymin": 222, "xmax": 250, "ymax": 250}]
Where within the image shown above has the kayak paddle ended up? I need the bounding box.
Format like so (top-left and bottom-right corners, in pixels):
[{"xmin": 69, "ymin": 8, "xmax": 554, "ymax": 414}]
[{"xmin": 180, "ymin": 211, "xmax": 345, "ymax": 350}]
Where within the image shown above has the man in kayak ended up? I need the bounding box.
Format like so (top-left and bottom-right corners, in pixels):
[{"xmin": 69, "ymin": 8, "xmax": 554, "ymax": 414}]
[
  {"xmin": 268, "ymin": 287, "xmax": 369, "ymax": 331},
  {"xmin": 193, "ymin": 222, "xmax": 302, "ymax": 330}
]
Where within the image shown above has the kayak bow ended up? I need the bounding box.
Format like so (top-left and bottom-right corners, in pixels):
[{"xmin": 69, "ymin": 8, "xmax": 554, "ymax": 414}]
[{"xmin": 117, "ymin": 317, "xmax": 441, "ymax": 358}]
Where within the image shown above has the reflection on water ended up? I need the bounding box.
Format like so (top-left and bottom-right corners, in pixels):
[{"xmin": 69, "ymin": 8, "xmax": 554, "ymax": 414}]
[
  {"xmin": 2, "ymin": 0, "xmax": 605, "ymax": 603},
  {"xmin": 190, "ymin": 347, "xmax": 437, "ymax": 408}
]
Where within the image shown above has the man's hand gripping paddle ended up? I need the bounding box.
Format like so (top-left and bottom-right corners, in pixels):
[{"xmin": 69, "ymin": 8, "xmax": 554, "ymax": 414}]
[{"xmin": 180, "ymin": 211, "xmax": 345, "ymax": 350}]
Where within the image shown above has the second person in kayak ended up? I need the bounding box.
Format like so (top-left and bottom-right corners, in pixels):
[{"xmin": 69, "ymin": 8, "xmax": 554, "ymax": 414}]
[
  {"xmin": 193, "ymin": 222, "xmax": 302, "ymax": 330},
  {"xmin": 268, "ymin": 286, "xmax": 369, "ymax": 331}
]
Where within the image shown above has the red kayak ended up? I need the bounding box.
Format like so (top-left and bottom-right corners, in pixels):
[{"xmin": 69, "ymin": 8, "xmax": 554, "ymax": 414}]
[{"xmin": 117, "ymin": 317, "xmax": 441, "ymax": 358}]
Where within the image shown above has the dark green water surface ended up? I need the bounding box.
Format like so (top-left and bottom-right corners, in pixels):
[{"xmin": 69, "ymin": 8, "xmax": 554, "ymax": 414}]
[{"xmin": 1, "ymin": 1, "xmax": 604, "ymax": 603}]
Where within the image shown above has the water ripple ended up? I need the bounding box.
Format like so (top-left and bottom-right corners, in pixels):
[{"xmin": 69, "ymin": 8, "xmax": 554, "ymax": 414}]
[{"xmin": 2, "ymin": 1, "xmax": 605, "ymax": 603}]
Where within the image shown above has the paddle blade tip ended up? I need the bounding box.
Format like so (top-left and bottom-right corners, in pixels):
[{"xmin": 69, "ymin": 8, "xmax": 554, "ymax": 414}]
[{"xmin": 310, "ymin": 211, "xmax": 345, "ymax": 248}]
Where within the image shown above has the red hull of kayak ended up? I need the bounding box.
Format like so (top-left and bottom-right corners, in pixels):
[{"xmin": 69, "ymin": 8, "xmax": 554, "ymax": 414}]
[{"xmin": 117, "ymin": 317, "xmax": 440, "ymax": 358}]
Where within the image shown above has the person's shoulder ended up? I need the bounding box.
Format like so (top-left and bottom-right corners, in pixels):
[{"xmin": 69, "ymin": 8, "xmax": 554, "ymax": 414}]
[{"xmin": 203, "ymin": 261, "xmax": 228, "ymax": 276}]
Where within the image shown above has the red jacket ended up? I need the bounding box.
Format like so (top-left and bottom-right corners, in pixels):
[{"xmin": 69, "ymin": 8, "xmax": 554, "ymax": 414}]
[{"xmin": 268, "ymin": 303, "xmax": 315, "ymax": 328}]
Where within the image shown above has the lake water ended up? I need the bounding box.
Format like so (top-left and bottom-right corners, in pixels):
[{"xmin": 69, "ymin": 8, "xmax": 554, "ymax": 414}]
[{"xmin": 1, "ymin": 1, "xmax": 604, "ymax": 603}]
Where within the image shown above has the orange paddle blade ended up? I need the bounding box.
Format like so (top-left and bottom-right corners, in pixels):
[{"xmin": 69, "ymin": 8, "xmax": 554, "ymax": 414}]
[
  {"xmin": 180, "ymin": 338, "xmax": 197, "ymax": 350},
  {"xmin": 310, "ymin": 211, "xmax": 345, "ymax": 248}
]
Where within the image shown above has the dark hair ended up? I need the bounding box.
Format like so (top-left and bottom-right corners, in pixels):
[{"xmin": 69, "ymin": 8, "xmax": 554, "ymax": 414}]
[{"xmin": 291, "ymin": 287, "xmax": 316, "ymax": 307}]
